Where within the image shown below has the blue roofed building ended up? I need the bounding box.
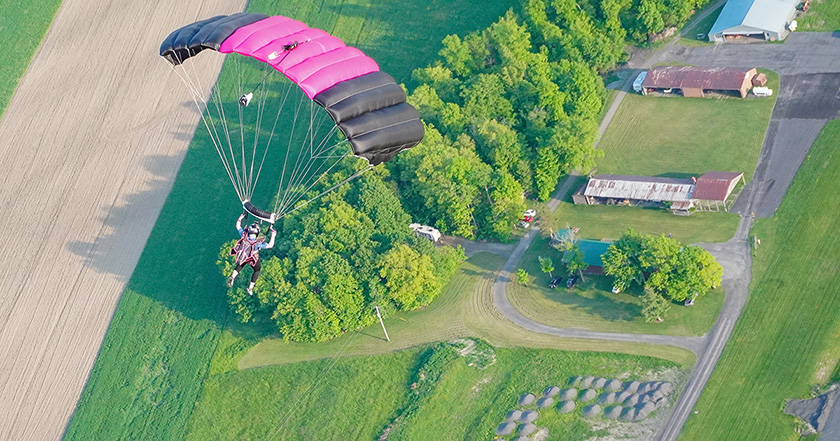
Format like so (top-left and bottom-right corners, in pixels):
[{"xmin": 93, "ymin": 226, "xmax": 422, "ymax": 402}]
[{"xmin": 708, "ymin": 0, "xmax": 799, "ymax": 42}]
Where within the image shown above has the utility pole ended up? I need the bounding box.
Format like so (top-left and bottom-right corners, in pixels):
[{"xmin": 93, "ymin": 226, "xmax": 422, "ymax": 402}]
[{"xmin": 374, "ymin": 306, "xmax": 390, "ymax": 342}]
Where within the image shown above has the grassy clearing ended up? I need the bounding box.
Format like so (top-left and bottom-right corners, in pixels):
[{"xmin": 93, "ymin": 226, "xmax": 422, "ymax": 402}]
[
  {"xmin": 678, "ymin": 119, "xmax": 840, "ymax": 440},
  {"xmin": 188, "ymin": 340, "xmax": 682, "ymax": 440},
  {"xmin": 0, "ymin": 0, "xmax": 64, "ymax": 119},
  {"xmin": 595, "ymin": 69, "xmax": 779, "ymax": 182},
  {"xmin": 797, "ymin": 0, "xmax": 840, "ymax": 31},
  {"xmin": 242, "ymin": 253, "xmax": 696, "ymax": 369},
  {"xmin": 508, "ymin": 234, "xmax": 725, "ymax": 337}
]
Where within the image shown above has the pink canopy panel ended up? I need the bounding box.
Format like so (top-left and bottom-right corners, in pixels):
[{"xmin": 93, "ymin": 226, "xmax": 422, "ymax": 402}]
[{"xmin": 219, "ymin": 16, "xmax": 379, "ymax": 98}]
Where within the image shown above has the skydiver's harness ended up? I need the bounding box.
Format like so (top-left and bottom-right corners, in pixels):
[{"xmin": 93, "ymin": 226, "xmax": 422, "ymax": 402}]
[{"xmin": 231, "ymin": 233, "xmax": 265, "ymax": 266}]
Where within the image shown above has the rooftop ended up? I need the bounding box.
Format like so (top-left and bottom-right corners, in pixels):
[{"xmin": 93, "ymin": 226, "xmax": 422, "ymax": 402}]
[
  {"xmin": 642, "ymin": 66, "xmax": 754, "ymax": 91},
  {"xmin": 583, "ymin": 174, "xmax": 694, "ymax": 202}
]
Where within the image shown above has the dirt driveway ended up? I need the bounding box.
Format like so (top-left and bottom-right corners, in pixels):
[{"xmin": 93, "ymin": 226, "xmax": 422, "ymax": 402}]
[{"xmin": 0, "ymin": 2, "xmax": 246, "ymax": 440}]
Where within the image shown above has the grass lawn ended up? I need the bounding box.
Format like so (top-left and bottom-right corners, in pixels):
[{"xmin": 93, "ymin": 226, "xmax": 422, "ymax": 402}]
[
  {"xmin": 797, "ymin": 0, "xmax": 840, "ymax": 31},
  {"xmin": 678, "ymin": 1, "xmax": 724, "ymax": 47},
  {"xmin": 678, "ymin": 119, "xmax": 840, "ymax": 440},
  {"xmin": 508, "ymin": 232, "xmax": 725, "ymax": 337},
  {"xmin": 187, "ymin": 341, "xmax": 682, "ymax": 440},
  {"xmin": 0, "ymin": 0, "xmax": 64, "ymax": 119},
  {"xmin": 595, "ymin": 69, "xmax": 779, "ymax": 183}
]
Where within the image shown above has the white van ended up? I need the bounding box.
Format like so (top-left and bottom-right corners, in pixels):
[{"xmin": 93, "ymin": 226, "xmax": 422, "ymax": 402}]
[
  {"xmin": 752, "ymin": 86, "xmax": 773, "ymax": 97},
  {"xmin": 409, "ymin": 223, "xmax": 441, "ymax": 242}
]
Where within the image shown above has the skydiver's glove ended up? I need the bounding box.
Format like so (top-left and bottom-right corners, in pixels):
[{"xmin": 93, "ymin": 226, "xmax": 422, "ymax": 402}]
[{"xmin": 239, "ymin": 211, "xmax": 248, "ymax": 219}]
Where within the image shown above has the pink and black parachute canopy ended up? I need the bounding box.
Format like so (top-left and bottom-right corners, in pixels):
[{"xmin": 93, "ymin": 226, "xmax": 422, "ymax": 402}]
[{"xmin": 160, "ymin": 13, "xmax": 424, "ymax": 165}]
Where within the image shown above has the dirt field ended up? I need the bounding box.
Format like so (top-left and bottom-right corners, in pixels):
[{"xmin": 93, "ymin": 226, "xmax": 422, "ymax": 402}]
[{"xmin": 0, "ymin": 1, "xmax": 247, "ymax": 440}]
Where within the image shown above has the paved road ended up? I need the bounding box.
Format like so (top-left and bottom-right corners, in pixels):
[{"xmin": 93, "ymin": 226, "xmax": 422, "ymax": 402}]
[{"xmin": 0, "ymin": 2, "xmax": 246, "ymax": 440}]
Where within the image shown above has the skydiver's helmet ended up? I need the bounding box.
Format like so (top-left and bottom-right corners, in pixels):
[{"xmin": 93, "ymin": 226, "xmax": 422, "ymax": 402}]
[{"xmin": 246, "ymin": 223, "xmax": 260, "ymax": 240}]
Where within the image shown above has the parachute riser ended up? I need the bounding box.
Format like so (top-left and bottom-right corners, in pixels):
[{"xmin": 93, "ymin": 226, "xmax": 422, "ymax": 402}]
[{"xmin": 242, "ymin": 200, "xmax": 276, "ymax": 224}]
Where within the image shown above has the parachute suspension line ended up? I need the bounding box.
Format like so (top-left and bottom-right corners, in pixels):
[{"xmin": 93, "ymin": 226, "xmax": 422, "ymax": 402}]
[
  {"xmin": 235, "ymin": 57, "xmax": 250, "ymax": 200},
  {"xmin": 274, "ymin": 149, "xmax": 355, "ymax": 217},
  {"xmin": 274, "ymin": 126, "xmax": 344, "ymax": 216},
  {"xmin": 275, "ymin": 90, "xmax": 314, "ymax": 213},
  {"xmin": 210, "ymin": 70, "xmax": 246, "ymax": 198},
  {"xmin": 276, "ymin": 164, "xmax": 375, "ymax": 221},
  {"xmin": 165, "ymin": 59, "xmax": 245, "ymax": 201},
  {"xmin": 252, "ymin": 79, "xmax": 296, "ymax": 200},
  {"xmin": 247, "ymin": 62, "xmax": 272, "ymax": 200}
]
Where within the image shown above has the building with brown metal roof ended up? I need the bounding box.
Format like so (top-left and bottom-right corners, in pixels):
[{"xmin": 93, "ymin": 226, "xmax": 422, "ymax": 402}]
[
  {"xmin": 572, "ymin": 172, "xmax": 744, "ymax": 215},
  {"xmin": 641, "ymin": 66, "xmax": 757, "ymax": 98},
  {"xmin": 692, "ymin": 172, "xmax": 745, "ymax": 211}
]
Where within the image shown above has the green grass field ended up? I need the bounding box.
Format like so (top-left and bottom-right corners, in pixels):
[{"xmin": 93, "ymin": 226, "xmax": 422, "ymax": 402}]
[
  {"xmin": 797, "ymin": 0, "xmax": 840, "ymax": 31},
  {"xmin": 678, "ymin": 119, "xmax": 840, "ymax": 440},
  {"xmin": 508, "ymin": 234, "xmax": 725, "ymax": 337},
  {"xmin": 0, "ymin": 0, "xmax": 64, "ymax": 119},
  {"xmin": 595, "ymin": 69, "xmax": 779, "ymax": 182},
  {"xmin": 186, "ymin": 341, "xmax": 682, "ymax": 440}
]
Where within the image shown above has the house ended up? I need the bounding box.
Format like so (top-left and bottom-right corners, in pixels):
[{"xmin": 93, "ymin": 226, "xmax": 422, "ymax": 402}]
[{"xmin": 708, "ymin": 0, "xmax": 799, "ymax": 42}]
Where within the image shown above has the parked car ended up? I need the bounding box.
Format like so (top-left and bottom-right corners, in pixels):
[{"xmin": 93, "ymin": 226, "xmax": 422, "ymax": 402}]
[
  {"xmin": 549, "ymin": 277, "xmax": 563, "ymax": 289},
  {"xmin": 409, "ymin": 223, "xmax": 441, "ymax": 242},
  {"xmin": 566, "ymin": 275, "xmax": 579, "ymax": 288},
  {"xmin": 517, "ymin": 220, "xmax": 531, "ymax": 229},
  {"xmin": 523, "ymin": 209, "xmax": 537, "ymax": 218}
]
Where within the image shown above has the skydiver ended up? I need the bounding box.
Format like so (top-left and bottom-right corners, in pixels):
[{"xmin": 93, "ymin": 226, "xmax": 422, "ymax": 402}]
[{"xmin": 227, "ymin": 212, "xmax": 276, "ymax": 295}]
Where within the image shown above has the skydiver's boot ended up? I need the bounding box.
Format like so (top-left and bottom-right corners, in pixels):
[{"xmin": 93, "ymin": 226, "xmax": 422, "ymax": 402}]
[
  {"xmin": 247, "ymin": 282, "xmax": 255, "ymax": 296},
  {"xmin": 227, "ymin": 270, "xmax": 239, "ymax": 288}
]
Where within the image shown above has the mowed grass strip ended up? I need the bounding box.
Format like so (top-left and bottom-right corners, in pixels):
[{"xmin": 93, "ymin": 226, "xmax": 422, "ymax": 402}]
[
  {"xmin": 187, "ymin": 342, "xmax": 681, "ymax": 440},
  {"xmin": 65, "ymin": 1, "xmax": 522, "ymax": 439},
  {"xmin": 508, "ymin": 235, "xmax": 725, "ymax": 337},
  {"xmin": 595, "ymin": 69, "xmax": 779, "ymax": 182},
  {"xmin": 0, "ymin": 0, "xmax": 64, "ymax": 118},
  {"xmin": 678, "ymin": 119, "xmax": 840, "ymax": 440}
]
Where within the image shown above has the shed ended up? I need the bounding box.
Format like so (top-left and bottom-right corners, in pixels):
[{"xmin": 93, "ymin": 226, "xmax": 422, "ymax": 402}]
[
  {"xmin": 691, "ymin": 171, "xmax": 745, "ymax": 211},
  {"xmin": 576, "ymin": 174, "xmax": 694, "ymax": 214},
  {"xmin": 708, "ymin": 0, "xmax": 799, "ymax": 42},
  {"xmin": 641, "ymin": 66, "xmax": 757, "ymax": 98}
]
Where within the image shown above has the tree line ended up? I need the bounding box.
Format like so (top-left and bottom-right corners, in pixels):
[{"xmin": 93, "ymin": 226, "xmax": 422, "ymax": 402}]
[{"xmin": 390, "ymin": 0, "xmax": 710, "ymax": 241}]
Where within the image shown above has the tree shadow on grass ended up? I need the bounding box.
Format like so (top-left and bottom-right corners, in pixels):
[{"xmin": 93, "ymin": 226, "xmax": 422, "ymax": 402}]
[{"xmin": 536, "ymin": 276, "xmax": 644, "ymax": 323}]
